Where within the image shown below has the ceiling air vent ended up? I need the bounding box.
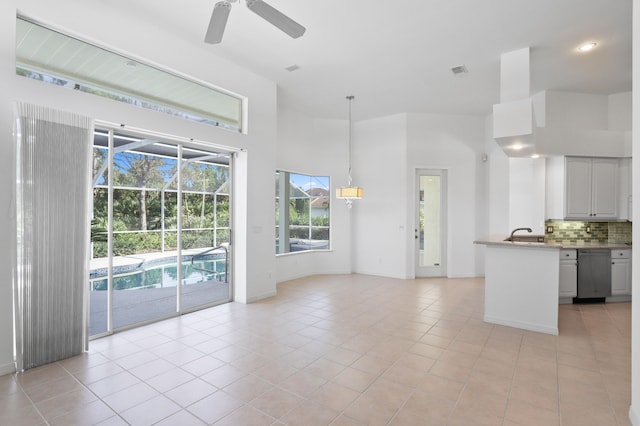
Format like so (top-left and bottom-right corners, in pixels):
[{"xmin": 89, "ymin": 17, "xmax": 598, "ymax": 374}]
[
  {"xmin": 285, "ymin": 64, "xmax": 300, "ymax": 72},
  {"xmin": 451, "ymin": 65, "xmax": 468, "ymax": 77}
]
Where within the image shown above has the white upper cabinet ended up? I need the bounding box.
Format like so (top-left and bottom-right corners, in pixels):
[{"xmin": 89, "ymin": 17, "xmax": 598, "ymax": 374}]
[
  {"xmin": 565, "ymin": 157, "xmax": 618, "ymax": 219},
  {"xmin": 546, "ymin": 156, "xmax": 620, "ymax": 220},
  {"xmin": 564, "ymin": 157, "xmax": 592, "ymax": 218},
  {"xmin": 589, "ymin": 159, "xmax": 618, "ymax": 218}
]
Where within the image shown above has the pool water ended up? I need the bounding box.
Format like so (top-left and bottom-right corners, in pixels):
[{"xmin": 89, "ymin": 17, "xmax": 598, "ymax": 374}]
[{"xmin": 90, "ymin": 258, "xmax": 226, "ymax": 291}]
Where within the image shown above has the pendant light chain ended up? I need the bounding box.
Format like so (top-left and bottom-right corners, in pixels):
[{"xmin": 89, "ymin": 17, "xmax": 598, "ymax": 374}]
[{"xmin": 335, "ymin": 94, "xmax": 363, "ymax": 207}]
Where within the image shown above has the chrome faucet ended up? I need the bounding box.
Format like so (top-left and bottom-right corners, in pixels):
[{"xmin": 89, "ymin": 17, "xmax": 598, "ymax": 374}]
[{"xmin": 509, "ymin": 227, "xmax": 532, "ymax": 241}]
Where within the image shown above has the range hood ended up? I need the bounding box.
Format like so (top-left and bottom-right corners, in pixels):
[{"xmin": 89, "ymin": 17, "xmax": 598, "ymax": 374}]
[
  {"xmin": 493, "ymin": 98, "xmax": 537, "ymax": 157},
  {"xmin": 493, "ymin": 48, "xmax": 538, "ymax": 157}
]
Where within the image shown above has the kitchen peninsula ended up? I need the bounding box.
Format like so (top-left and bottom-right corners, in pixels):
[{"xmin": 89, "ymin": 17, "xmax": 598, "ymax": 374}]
[
  {"xmin": 475, "ymin": 235, "xmax": 630, "ymax": 335},
  {"xmin": 476, "ymin": 236, "xmax": 561, "ymax": 335}
]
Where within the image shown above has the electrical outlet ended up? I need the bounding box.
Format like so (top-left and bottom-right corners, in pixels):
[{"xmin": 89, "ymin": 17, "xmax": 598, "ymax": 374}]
[{"xmin": 546, "ymin": 226, "xmax": 553, "ymax": 233}]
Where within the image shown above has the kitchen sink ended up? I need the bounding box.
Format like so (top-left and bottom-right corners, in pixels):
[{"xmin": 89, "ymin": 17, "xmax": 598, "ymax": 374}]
[{"xmin": 504, "ymin": 235, "xmax": 546, "ymax": 243}]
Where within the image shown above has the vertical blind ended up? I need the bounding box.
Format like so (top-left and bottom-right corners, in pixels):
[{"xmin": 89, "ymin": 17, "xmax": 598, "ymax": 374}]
[{"xmin": 13, "ymin": 102, "xmax": 93, "ymax": 371}]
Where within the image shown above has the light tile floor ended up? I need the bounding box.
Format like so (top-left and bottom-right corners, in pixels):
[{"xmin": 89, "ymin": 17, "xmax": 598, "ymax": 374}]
[{"xmin": 0, "ymin": 275, "xmax": 632, "ymax": 425}]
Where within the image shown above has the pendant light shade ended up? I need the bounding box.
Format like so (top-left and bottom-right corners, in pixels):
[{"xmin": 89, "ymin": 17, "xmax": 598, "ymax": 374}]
[
  {"xmin": 336, "ymin": 95, "xmax": 364, "ymax": 208},
  {"xmin": 336, "ymin": 186, "xmax": 364, "ymax": 199}
]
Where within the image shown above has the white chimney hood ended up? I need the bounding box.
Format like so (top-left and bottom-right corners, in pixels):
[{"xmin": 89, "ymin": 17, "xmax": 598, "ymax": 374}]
[
  {"xmin": 492, "ymin": 47, "xmax": 538, "ymax": 157},
  {"xmin": 493, "ymin": 98, "xmax": 537, "ymax": 156}
]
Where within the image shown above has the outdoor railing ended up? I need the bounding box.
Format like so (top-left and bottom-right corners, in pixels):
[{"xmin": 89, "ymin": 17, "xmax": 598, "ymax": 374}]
[{"xmin": 191, "ymin": 244, "xmax": 228, "ymax": 284}]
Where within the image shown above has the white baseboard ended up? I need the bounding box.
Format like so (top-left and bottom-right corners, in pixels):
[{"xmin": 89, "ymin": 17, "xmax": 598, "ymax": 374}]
[
  {"xmin": 245, "ymin": 290, "xmax": 277, "ymax": 304},
  {"xmin": 629, "ymin": 405, "xmax": 639, "ymax": 426},
  {"xmin": 352, "ymin": 270, "xmax": 409, "ymax": 280},
  {"xmin": 0, "ymin": 361, "xmax": 15, "ymax": 376},
  {"xmin": 276, "ymin": 268, "xmax": 353, "ymax": 284},
  {"xmin": 484, "ymin": 315, "xmax": 558, "ymax": 336},
  {"xmin": 448, "ymin": 273, "xmax": 485, "ymax": 279},
  {"xmin": 276, "ymin": 271, "xmax": 486, "ymax": 283}
]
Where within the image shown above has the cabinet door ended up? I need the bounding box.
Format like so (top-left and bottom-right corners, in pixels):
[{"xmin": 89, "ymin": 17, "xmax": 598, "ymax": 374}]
[
  {"xmin": 617, "ymin": 158, "xmax": 631, "ymax": 221},
  {"xmin": 559, "ymin": 261, "xmax": 577, "ymax": 298},
  {"xmin": 611, "ymin": 258, "xmax": 631, "ymax": 296},
  {"xmin": 565, "ymin": 158, "xmax": 592, "ymax": 218},
  {"xmin": 591, "ymin": 159, "xmax": 618, "ymax": 218}
]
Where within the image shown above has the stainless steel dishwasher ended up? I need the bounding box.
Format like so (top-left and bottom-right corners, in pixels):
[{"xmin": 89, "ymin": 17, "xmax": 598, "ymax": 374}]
[{"xmin": 576, "ymin": 249, "xmax": 611, "ymax": 302}]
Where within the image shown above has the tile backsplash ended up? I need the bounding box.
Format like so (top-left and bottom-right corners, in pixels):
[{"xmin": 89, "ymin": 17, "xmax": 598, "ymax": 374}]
[{"xmin": 545, "ymin": 220, "xmax": 632, "ymax": 244}]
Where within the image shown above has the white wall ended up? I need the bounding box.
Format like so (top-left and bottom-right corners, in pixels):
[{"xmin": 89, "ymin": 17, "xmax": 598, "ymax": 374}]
[
  {"xmin": 406, "ymin": 113, "xmax": 486, "ymax": 278},
  {"xmin": 508, "ymin": 158, "xmax": 546, "ymax": 234},
  {"xmin": 0, "ymin": 6, "xmax": 14, "ymax": 374},
  {"xmin": 536, "ymin": 127, "xmax": 630, "ymax": 158},
  {"xmin": 533, "ymin": 91, "xmax": 631, "ymax": 158},
  {"xmin": 275, "ymin": 106, "xmax": 352, "ymax": 282},
  {"xmin": 352, "ymin": 114, "xmax": 409, "ymax": 279},
  {"xmin": 630, "ymin": 2, "xmax": 639, "ymax": 423},
  {"xmin": 609, "ymin": 92, "xmax": 633, "ymax": 131},
  {"xmin": 276, "ymin": 110, "xmax": 488, "ymax": 281},
  {"xmin": 609, "ymin": 92, "xmax": 633, "ymax": 159},
  {"xmin": 486, "ymin": 129, "xmax": 511, "ymax": 236},
  {"xmin": 545, "ymin": 91, "xmax": 609, "ymax": 130},
  {"xmin": 1, "ymin": 0, "xmax": 280, "ymax": 372}
]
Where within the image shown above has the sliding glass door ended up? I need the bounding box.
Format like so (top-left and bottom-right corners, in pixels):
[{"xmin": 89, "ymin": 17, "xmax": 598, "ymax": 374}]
[
  {"xmin": 178, "ymin": 148, "xmax": 231, "ymax": 311},
  {"xmin": 89, "ymin": 128, "xmax": 232, "ymax": 337}
]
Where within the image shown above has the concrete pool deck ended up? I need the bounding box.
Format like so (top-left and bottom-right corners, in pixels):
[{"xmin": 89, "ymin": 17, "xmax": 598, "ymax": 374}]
[
  {"xmin": 89, "ymin": 246, "xmax": 231, "ymax": 336},
  {"xmin": 89, "ymin": 279, "xmax": 231, "ymax": 336}
]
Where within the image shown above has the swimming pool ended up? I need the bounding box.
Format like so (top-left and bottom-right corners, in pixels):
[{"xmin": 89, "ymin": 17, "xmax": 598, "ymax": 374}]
[{"xmin": 89, "ymin": 254, "xmax": 227, "ymax": 291}]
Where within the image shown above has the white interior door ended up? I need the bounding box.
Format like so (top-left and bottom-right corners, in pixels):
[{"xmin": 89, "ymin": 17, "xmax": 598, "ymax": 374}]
[{"xmin": 415, "ymin": 169, "xmax": 447, "ymax": 277}]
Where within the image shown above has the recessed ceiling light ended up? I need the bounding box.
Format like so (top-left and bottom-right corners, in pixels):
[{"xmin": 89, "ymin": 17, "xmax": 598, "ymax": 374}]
[
  {"xmin": 577, "ymin": 42, "xmax": 597, "ymax": 52},
  {"xmin": 511, "ymin": 143, "xmax": 523, "ymax": 150},
  {"xmin": 531, "ymin": 154, "xmax": 540, "ymax": 159}
]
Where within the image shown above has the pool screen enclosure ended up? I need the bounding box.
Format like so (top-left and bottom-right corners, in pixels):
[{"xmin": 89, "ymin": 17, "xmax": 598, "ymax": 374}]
[{"xmin": 90, "ymin": 127, "xmax": 233, "ymax": 336}]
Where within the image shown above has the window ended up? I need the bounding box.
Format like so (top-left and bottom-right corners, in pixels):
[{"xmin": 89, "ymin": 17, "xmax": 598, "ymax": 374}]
[
  {"xmin": 276, "ymin": 171, "xmax": 330, "ymax": 254},
  {"xmin": 15, "ymin": 16, "xmax": 243, "ymax": 131}
]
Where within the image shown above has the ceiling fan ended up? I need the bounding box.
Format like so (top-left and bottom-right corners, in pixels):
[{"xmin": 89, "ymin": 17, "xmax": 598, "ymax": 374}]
[{"xmin": 205, "ymin": 0, "xmax": 306, "ymax": 44}]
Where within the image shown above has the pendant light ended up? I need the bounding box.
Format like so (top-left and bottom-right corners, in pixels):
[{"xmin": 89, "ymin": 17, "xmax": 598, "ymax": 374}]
[{"xmin": 336, "ymin": 95, "xmax": 364, "ymax": 208}]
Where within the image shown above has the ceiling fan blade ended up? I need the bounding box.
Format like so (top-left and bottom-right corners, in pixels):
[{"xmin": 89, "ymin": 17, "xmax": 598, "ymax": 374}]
[
  {"xmin": 205, "ymin": 1, "xmax": 232, "ymax": 44},
  {"xmin": 246, "ymin": 0, "xmax": 306, "ymax": 39}
]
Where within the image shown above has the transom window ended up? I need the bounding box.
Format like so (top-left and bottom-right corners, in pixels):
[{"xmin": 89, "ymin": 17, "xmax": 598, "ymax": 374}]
[{"xmin": 15, "ymin": 16, "xmax": 243, "ymax": 131}]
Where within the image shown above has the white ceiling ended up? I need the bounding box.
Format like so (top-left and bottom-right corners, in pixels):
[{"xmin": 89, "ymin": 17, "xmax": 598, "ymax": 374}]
[{"xmin": 60, "ymin": 0, "xmax": 636, "ymax": 121}]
